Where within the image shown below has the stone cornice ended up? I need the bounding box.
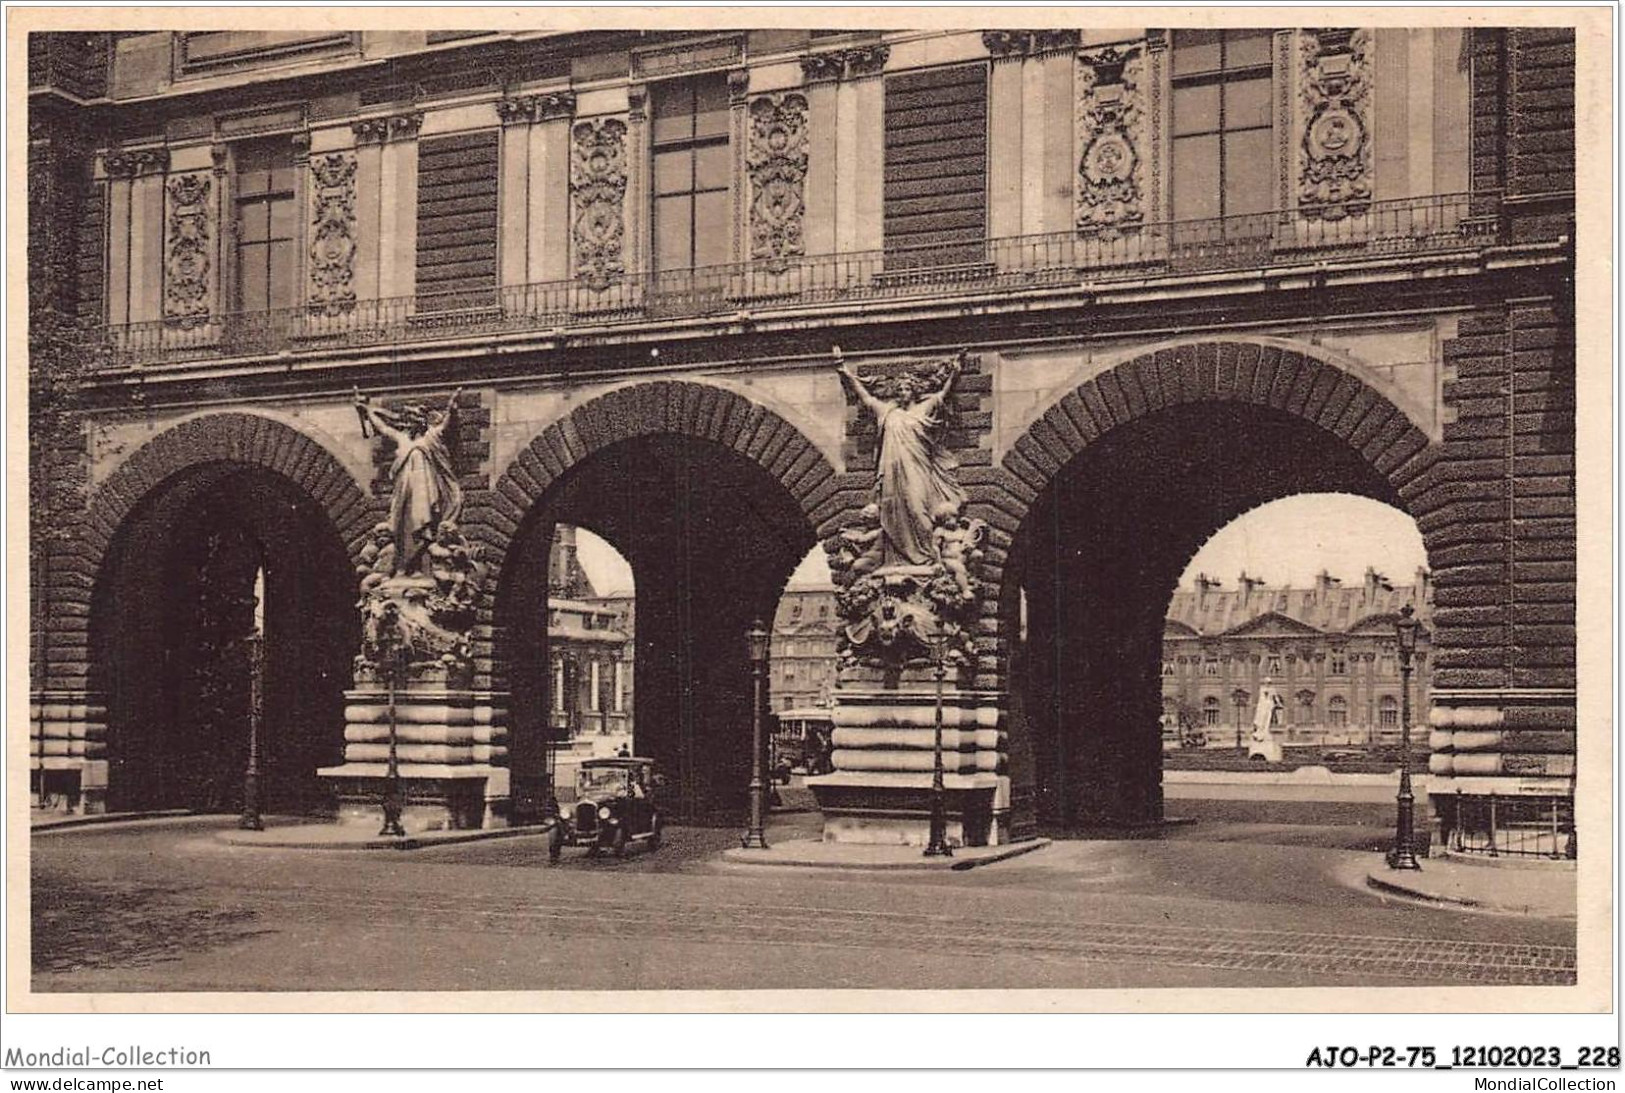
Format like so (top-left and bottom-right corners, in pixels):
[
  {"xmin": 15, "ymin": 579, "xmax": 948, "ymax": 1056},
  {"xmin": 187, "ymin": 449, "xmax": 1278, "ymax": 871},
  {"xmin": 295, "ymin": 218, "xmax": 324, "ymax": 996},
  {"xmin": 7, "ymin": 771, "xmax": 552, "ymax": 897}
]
[
  {"xmin": 984, "ymin": 30, "xmax": 1081, "ymax": 59},
  {"xmin": 103, "ymin": 147, "xmax": 169, "ymax": 178},
  {"xmin": 799, "ymin": 44, "xmax": 890, "ymax": 84},
  {"xmin": 498, "ymin": 90, "xmax": 577, "ymax": 125},
  {"xmin": 352, "ymin": 111, "xmax": 425, "ymax": 144}
]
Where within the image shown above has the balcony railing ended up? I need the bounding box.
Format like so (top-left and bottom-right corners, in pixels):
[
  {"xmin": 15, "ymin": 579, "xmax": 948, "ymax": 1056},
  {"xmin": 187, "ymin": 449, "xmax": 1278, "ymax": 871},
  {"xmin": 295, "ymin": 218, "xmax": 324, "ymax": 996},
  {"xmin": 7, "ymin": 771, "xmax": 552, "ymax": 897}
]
[{"xmin": 90, "ymin": 192, "xmax": 1498, "ymax": 370}]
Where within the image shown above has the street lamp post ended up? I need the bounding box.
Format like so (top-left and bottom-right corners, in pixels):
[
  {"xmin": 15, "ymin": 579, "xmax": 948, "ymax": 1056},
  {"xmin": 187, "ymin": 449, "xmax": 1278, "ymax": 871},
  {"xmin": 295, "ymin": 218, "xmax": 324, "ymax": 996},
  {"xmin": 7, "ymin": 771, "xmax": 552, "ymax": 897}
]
[
  {"xmin": 923, "ymin": 632, "xmax": 952, "ymax": 858},
  {"xmin": 1386, "ymin": 604, "xmax": 1423, "ymax": 870},
  {"xmin": 741, "ymin": 620, "xmax": 771, "ymax": 850},
  {"xmin": 238, "ymin": 564, "xmax": 266, "ymax": 831},
  {"xmin": 379, "ymin": 602, "xmax": 406, "ymax": 838}
]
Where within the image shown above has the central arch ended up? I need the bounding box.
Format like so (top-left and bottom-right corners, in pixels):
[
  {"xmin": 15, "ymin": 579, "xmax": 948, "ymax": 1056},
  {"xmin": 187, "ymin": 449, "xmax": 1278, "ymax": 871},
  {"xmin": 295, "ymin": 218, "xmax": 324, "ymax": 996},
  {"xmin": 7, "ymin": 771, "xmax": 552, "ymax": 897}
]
[
  {"xmin": 485, "ymin": 381, "xmax": 845, "ymax": 823},
  {"xmin": 993, "ymin": 340, "xmax": 1441, "ymax": 833}
]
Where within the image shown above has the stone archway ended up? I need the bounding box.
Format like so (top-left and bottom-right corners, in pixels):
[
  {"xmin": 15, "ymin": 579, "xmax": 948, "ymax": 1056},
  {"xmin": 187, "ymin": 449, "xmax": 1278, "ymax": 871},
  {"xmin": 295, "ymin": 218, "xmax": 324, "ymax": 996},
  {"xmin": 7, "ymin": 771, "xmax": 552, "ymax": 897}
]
[
  {"xmin": 484, "ymin": 381, "xmax": 847, "ymax": 823},
  {"xmin": 56, "ymin": 413, "xmax": 377, "ymax": 813},
  {"xmin": 987, "ymin": 340, "xmax": 1442, "ymax": 833}
]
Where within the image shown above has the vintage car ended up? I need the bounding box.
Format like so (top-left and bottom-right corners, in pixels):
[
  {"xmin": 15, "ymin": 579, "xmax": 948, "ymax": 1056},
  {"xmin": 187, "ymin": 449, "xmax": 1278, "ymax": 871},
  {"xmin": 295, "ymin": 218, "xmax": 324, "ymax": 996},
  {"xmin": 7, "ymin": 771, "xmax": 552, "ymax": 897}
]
[{"xmin": 548, "ymin": 757, "xmax": 662, "ymax": 862}]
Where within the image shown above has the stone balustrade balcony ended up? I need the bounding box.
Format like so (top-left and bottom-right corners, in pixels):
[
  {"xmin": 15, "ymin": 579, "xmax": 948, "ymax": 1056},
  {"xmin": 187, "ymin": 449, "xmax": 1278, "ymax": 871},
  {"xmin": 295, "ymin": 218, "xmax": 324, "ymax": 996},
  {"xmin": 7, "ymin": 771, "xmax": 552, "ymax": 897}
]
[{"xmin": 85, "ymin": 191, "xmax": 1512, "ymax": 372}]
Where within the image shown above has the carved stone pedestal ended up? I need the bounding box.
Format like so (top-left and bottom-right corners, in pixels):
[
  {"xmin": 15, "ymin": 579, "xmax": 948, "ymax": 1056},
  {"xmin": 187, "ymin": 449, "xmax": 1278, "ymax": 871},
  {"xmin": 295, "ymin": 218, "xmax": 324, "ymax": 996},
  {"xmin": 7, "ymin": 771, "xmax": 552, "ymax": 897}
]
[
  {"xmin": 808, "ymin": 689, "xmax": 1011, "ymax": 846},
  {"xmin": 317, "ymin": 685, "xmax": 510, "ymax": 832}
]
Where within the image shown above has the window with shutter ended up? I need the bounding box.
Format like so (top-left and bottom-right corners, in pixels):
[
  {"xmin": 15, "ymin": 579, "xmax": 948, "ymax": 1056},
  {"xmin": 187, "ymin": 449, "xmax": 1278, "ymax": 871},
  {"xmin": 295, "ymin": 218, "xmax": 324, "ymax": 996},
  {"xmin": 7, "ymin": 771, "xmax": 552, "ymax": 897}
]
[
  {"xmin": 883, "ymin": 63, "xmax": 987, "ymax": 269},
  {"xmin": 415, "ymin": 130, "xmax": 499, "ymax": 311}
]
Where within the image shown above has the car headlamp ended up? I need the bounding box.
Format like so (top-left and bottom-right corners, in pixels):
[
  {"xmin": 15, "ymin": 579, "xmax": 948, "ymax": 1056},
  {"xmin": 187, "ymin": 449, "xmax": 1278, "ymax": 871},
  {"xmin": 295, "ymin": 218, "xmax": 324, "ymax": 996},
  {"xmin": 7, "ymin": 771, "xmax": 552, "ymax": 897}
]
[{"xmin": 598, "ymin": 806, "xmax": 612, "ymax": 820}]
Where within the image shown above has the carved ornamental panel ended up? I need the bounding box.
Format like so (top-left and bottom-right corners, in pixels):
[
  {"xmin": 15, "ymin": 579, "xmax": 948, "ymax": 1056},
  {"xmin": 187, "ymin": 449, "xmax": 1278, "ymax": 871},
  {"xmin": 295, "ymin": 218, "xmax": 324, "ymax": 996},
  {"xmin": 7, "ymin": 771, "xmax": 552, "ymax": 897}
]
[
  {"xmin": 1299, "ymin": 28, "xmax": 1372, "ymax": 217},
  {"xmin": 570, "ymin": 117, "xmax": 628, "ymax": 291},
  {"xmin": 745, "ymin": 92, "xmax": 809, "ymax": 272},
  {"xmin": 1076, "ymin": 45, "xmax": 1147, "ymax": 237},
  {"xmin": 308, "ymin": 151, "xmax": 357, "ymax": 315},
  {"xmin": 163, "ymin": 172, "xmax": 213, "ymax": 327}
]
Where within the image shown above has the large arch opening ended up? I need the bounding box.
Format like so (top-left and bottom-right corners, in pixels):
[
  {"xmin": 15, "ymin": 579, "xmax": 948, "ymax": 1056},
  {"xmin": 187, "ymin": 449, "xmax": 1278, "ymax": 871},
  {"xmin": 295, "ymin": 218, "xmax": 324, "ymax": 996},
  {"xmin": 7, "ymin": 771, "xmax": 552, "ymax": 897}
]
[
  {"xmin": 89, "ymin": 463, "xmax": 359, "ymax": 814},
  {"xmin": 494, "ymin": 432, "xmax": 820, "ymax": 823},
  {"xmin": 1008, "ymin": 397, "xmax": 1423, "ymax": 831}
]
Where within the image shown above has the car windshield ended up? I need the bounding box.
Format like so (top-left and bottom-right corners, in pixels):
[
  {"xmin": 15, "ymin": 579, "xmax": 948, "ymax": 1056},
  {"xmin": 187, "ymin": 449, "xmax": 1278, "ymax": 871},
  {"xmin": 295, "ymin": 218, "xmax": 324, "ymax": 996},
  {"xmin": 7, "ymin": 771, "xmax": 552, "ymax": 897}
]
[{"xmin": 578, "ymin": 768, "xmax": 630, "ymax": 794}]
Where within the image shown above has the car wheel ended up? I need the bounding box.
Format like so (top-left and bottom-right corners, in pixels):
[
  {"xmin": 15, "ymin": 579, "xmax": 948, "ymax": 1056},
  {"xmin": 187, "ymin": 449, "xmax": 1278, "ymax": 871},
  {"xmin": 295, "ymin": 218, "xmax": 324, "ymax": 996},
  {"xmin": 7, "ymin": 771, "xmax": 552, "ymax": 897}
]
[
  {"xmin": 611, "ymin": 824, "xmax": 628, "ymax": 858},
  {"xmin": 647, "ymin": 814, "xmax": 662, "ymax": 851}
]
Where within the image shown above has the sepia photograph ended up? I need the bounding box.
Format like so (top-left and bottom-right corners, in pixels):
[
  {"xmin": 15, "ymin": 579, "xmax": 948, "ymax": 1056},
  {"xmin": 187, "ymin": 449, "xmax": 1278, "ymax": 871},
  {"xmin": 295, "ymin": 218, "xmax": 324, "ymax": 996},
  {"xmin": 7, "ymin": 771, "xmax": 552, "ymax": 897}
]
[{"xmin": 6, "ymin": 4, "xmax": 1613, "ymax": 1073}]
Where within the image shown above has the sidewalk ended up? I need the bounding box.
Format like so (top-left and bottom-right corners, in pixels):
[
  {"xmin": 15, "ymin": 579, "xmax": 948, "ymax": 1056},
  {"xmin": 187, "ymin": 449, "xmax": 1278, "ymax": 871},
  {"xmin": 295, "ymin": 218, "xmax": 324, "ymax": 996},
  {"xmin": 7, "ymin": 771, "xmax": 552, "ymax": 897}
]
[
  {"xmin": 719, "ymin": 837, "xmax": 1050, "ymax": 871},
  {"xmin": 31, "ymin": 808, "xmax": 191, "ymax": 831},
  {"xmin": 215, "ymin": 819, "xmax": 557, "ymax": 850},
  {"xmin": 1364, "ymin": 855, "xmax": 1576, "ymax": 918}
]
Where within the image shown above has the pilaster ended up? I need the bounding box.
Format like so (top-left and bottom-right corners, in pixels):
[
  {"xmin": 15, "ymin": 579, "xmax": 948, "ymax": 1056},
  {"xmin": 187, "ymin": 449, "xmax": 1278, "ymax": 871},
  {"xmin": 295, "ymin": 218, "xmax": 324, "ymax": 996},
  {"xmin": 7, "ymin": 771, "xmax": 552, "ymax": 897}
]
[
  {"xmin": 803, "ymin": 44, "xmax": 888, "ymax": 257},
  {"xmin": 624, "ymin": 85, "xmax": 647, "ymax": 280},
  {"xmin": 105, "ymin": 147, "xmax": 168, "ymax": 324},
  {"xmin": 728, "ymin": 68, "xmax": 751, "ymax": 265},
  {"xmin": 986, "ymin": 44, "xmax": 1025, "ymax": 240},
  {"xmin": 351, "ymin": 119, "xmax": 384, "ymax": 302},
  {"xmin": 847, "ymin": 56, "xmax": 885, "ymax": 254},
  {"xmin": 801, "ymin": 61, "xmax": 838, "ymax": 256},
  {"xmin": 498, "ymin": 96, "xmax": 533, "ymax": 289},
  {"xmin": 533, "ymin": 92, "xmax": 576, "ymax": 284},
  {"xmin": 370, "ymin": 111, "xmax": 422, "ymax": 301}
]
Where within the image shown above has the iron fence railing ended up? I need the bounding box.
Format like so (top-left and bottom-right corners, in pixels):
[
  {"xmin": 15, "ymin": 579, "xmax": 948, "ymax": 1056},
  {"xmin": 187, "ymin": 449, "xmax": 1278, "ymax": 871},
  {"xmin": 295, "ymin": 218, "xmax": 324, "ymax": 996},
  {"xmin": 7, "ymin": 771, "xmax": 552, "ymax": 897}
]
[
  {"xmin": 1442, "ymin": 791, "xmax": 1575, "ymax": 859},
  {"xmin": 89, "ymin": 192, "xmax": 1497, "ymax": 370}
]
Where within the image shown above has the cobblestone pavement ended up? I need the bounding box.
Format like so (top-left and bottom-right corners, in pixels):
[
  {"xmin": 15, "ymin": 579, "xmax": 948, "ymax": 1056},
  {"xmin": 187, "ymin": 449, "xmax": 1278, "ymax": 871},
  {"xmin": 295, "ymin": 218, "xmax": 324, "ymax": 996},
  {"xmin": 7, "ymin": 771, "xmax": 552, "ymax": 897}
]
[{"xmin": 31, "ymin": 816, "xmax": 1577, "ymax": 992}]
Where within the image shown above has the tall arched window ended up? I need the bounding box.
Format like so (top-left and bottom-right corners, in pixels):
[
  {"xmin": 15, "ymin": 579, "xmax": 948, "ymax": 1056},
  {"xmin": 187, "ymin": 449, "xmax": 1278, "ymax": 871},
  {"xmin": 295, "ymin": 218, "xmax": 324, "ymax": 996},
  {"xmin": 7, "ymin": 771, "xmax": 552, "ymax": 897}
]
[
  {"xmin": 1379, "ymin": 694, "xmax": 1399, "ymax": 727},
  {"xmin": 1202, "ymin": 696, "xmax": 1221, "ymax": 726},
  {"xmin": 1328, "ymin": 695, "xmax": 1349, "ymax": 727}
]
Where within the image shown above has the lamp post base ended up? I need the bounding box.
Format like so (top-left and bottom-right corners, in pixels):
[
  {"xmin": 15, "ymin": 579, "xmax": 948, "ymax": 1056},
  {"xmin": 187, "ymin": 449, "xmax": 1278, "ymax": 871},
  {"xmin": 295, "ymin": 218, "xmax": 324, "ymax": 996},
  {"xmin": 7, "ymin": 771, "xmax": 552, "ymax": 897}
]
[
  {"xmin": 379, "ymin": 782, "xmax": 405, "ymax": 838},
  {"xmin": 740, "ymin": 830, "xmax": 770, "ymax": 850},
  {"xmin": 238, "ymin": 776, "xmax": 263, "ymax": 831},
  {"xmin": 1385, "ymin": 846, "xmax": 1423, "ymax": 871}
]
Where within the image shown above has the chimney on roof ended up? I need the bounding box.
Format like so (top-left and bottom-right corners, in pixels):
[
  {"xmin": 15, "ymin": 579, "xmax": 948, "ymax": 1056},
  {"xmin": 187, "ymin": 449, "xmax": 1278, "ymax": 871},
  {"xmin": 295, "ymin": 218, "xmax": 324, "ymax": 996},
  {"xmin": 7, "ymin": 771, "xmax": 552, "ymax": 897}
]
[
  {"xmin": 1195, "ymin": 573, "xmax": 1221, "ymax": 609},
  {"xmin": 1364, "ymin": 566, "xmax": 1393, "ymax": 603},
  {"xmin": 1238, "ymin": 571, "xmax": 1263, "ymax": 607},
  {"xmin": 1315, "ymin": 570, "xmax": 1341, "ymax": 600},
  {"xmin": 1414, "ymin": 566, "xmax": 1432, "ymax": 606}
]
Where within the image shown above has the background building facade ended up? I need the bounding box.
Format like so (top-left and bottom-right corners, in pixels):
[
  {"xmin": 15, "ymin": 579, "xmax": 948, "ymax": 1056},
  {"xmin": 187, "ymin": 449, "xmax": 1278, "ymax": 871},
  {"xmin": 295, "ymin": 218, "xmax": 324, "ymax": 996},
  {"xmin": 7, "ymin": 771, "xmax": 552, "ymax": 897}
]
[
  {"xmin": 1162, "ymin": 569, "xmax": 1434, "ymax": 746},
  {"xmin": 545, "ymin": 526, "xmax": 634, "ymax": 745},
  {"xmin": 28, "ymin": 27, "xmax": 1575, "ymax": 851},
  {"xmin": 770, "ymin": 586, "xmax": 839, "ymax": 712}
]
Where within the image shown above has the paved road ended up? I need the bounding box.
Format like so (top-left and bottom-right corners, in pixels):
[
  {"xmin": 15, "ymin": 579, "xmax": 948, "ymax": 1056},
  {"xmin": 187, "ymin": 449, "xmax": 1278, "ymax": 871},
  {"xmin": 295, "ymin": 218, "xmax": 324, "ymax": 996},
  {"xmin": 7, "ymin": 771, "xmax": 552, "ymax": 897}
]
[{"xmin": 31, "ymin": 812, "xmax": 1575, "ymax": 993}]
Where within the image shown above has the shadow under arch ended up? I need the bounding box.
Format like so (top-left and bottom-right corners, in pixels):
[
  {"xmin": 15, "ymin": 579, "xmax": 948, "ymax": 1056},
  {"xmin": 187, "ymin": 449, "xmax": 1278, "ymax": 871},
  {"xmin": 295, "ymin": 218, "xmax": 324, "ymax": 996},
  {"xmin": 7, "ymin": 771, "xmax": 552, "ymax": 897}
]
[
  {"xmin": 994, "ymin": 340, "xmax": 1441, "ymax": 834},
  {"xmin": 485, "ymin": 381, "xmax": 843, "ymax": 824},
  {"xmin": 79, "ymin": 414, "xmax": 376, "ymax": 813}
]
